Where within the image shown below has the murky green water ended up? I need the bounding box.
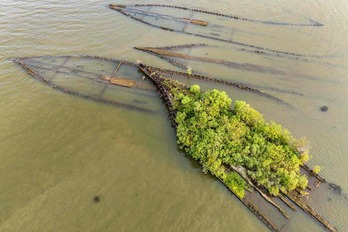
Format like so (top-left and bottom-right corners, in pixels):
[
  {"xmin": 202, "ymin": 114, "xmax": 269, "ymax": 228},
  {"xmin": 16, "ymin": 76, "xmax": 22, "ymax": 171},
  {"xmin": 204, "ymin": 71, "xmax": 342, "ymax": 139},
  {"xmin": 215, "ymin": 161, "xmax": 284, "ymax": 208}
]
[{"xmin": 1, "ymin": 0, "xmax": 347, "ymax": 231}]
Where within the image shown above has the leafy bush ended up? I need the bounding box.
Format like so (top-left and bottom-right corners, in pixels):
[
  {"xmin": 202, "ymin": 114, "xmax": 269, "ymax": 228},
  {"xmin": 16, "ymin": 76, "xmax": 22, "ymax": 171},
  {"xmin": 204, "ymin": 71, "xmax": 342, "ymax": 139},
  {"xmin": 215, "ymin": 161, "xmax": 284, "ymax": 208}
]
[
  {"xmin": 167, "ymin": 84, "xmax": 316, "ymax": 197},
  {"xmin": 224, "ymin": 172, "xmax": 246, "ymax": 198},
  {"xmin": 313, "ymin": 165, "xmax": 321, "ymax": 174}
]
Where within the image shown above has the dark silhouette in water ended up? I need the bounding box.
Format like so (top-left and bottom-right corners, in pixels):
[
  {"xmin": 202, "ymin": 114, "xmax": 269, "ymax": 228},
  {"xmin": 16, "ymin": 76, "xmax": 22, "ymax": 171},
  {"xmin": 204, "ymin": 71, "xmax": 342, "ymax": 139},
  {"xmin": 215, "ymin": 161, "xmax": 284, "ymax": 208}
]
[
  {"xmin": 93, "ymin": 196, "xmax": 100, "ymax": 203},
  {"xmin": 320, "ymin": 106, "xmax": 329, "ymax": 112}
]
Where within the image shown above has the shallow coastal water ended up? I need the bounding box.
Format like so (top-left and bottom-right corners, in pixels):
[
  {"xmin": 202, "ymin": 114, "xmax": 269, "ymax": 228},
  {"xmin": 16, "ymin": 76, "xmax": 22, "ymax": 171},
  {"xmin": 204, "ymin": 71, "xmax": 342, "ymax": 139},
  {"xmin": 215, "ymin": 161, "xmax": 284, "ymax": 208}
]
[{"xmin": 0, "ymin": 0, "xmax": 347, "ymax": 231}]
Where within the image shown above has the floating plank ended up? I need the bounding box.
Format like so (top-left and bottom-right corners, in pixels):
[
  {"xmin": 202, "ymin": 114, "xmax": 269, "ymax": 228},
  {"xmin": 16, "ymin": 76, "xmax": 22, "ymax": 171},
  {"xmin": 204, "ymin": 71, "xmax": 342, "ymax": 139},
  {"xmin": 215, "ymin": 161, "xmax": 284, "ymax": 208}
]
[
  {"xmin": 182, "ymin": 18, "xmax": 209, "ymax": 26},
  {"xmin": 100, "ymin": 76, "xmax": 136, "ymax": 88}
]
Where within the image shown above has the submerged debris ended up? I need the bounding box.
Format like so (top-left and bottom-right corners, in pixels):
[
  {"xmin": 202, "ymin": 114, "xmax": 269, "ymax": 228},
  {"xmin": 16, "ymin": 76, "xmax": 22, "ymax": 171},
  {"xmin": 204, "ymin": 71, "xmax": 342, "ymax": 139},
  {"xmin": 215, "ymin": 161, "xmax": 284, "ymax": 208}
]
[
  {"xmin": 135, "ymin": 45, "xmax": 318, "ymax": 83},
  {"xmin": 320, "ymin": 106, "xmax": 329, "ymax": 112},
  {"xmin": 144, "ymin": 62, "xmax": 293, "ymax": 107},
  {"xmin": 13, "ymin": 56, "xmax": 158, "ymax": 113},
  {"xmin": 93, "ymin": 196, "xmax": 101, "ymax": 203},
  {"xmin": 329, "ymin": 183, "xmax": 342, "ymax": 195},
  {"xmin": 110, "ymin": 4, "xmax": 323, "ymax": 60},
  {"xmin": 109, "ymin": 4, "xmax": 323, "ymax": 26}
]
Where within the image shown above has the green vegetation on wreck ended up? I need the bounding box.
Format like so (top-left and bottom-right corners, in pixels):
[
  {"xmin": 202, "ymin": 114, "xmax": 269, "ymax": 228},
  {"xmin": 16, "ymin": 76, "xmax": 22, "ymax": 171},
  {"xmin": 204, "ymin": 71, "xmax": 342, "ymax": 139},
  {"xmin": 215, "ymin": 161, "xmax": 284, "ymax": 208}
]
[{"xmin": 162, "ymin": 79, "xmax": 313, "ymax": 198}]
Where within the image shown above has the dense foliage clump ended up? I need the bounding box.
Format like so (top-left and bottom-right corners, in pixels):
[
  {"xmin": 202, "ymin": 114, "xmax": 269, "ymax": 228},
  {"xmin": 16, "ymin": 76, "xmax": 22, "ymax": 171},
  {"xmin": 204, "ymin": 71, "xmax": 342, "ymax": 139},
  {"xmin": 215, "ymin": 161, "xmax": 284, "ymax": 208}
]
[{"xmin": 168, "ymin": 83, "xmax": 311, "ymax": 198}]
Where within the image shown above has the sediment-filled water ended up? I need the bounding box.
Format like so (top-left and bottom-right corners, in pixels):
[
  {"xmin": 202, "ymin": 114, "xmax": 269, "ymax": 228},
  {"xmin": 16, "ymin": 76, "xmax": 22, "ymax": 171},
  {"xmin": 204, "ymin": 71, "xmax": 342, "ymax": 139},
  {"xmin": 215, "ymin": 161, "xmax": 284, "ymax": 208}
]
[{"xmin": 0, "ymin": 0, "xmax": 347, "ymax": 231}]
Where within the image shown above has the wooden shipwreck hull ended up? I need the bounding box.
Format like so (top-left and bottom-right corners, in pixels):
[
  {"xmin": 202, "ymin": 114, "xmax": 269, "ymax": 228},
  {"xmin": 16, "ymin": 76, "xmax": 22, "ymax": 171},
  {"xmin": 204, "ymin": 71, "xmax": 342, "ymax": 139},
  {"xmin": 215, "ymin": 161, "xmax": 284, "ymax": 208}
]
[
  {"xmin": 14, "ymin": 55, "xmax": 160, "ymax": 113},
  {"xmin": 134, "ymin": 43, "xmax": 326, "ymax": 99},
  {"xmin": 135, "ymin": 44, "xmax": 321, "ymax": 80},
  {"xmin": 109, "ymin": 4, "xmax": 322, "ymax": 59},
  {"xmin": 138, "ymin": 62, "xmax": 340, "ymax": 232},
  {"xmin": 109, "ymin": 4, "xmax": 322, "ymax": 27}
]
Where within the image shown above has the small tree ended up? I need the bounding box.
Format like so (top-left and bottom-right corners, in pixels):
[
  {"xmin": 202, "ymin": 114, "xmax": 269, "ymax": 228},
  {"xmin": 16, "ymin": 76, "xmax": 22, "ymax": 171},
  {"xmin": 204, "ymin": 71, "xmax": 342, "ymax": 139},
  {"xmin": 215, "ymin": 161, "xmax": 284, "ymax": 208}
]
[
  {"xmin": 187, "ymin": 66, "xmax": 192, "ymax": 76},
  {"xmin": 313, "ymin": 165, "xmax": 321, "ymax": 174}
]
